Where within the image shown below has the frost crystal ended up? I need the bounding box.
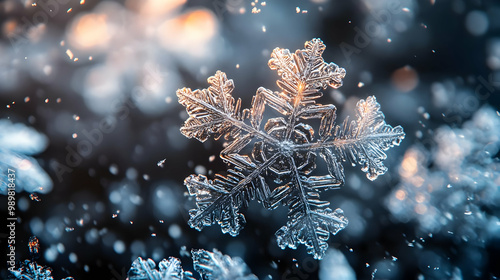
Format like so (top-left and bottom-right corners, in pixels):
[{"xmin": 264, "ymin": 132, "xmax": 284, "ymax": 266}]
[
  {"xmin": 177, "ymin": 38, "xmax": 405, "ymax": 259},
  {"xmin": 128, "ymin": 256, "xmax": 195, "ymax": 280},
  {"xmin": 192, "ymin": 249, "xmax": 257, "ymax": 280},
  {"xmin": 0, "ymin": 120, "xmax": 53, "ymax": 194},
  {"xmin": 127, "ymin": 249, "xmax": 256, "ymax": 280}
]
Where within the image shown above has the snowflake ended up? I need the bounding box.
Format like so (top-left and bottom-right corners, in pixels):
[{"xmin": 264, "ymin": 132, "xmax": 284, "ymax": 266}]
[
  {"xmin": 177, "ymin": 38, "xmax": 405, "ymax": 259},
  {"xmin": 127, "ymin": 249, "xmax": 257, "ymax": 280},
  {"xmin": 0, "ymin": 120, "xmax": 53, "ymax": 194}
]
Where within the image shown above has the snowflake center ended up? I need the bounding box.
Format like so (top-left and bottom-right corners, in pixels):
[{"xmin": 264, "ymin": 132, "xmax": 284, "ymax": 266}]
[{"xmin": 277, "ymin": 140, "xmax": 294, "ymax": 157}]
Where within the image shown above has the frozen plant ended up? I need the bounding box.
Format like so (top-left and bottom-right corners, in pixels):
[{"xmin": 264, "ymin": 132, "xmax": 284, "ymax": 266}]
[
  {"xmin": 0, "ymin": 120, "xmax": 53, "ymax": 194},
  {"xmin": 127, "ymin": 249, "xmax": 257, "ymax": 280},
  {"xmin": 177, "ymin": 38, "xmax": 405, "ymax": 259}
]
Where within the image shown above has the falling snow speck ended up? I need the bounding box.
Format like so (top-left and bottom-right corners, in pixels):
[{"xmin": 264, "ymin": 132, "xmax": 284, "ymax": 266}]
[
  {"xmin": 157, "ymin": 159, "xmax": 166, "ymax": 168},
  {"xmin": 109, "ymin": 164, "xmax": 119, "ymax": 175}
]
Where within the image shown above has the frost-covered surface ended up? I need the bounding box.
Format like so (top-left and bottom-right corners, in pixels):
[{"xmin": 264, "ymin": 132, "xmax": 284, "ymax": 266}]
[
  {"xmin": 177, "ymin": 38, "xmax": 405, "ymax": 259},
  {"xmin": 388, "ymin": 106, "xmax": 500, "ymax": 243},
  {"xmin": 319, "ymin": 248, "xmax": 356, "ymax": 280},
  {"xmin": 0, "ymin": 120, "xmax": 52, "ymax": 194},
  {"xmin": 128, "ymin": 249, "xmax": 256, "ymax": 280}
]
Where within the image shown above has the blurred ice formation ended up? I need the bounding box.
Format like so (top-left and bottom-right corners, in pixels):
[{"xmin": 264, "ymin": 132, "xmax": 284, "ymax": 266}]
[
  {"xmin": 0, "ymin": 120, "xmax": 53, "ymax": 194},
  {"xmin": 387, "ymin": 106, "xmax": 500, "ymax": 243},
  {"xmin": 128, "ymin": 248, "xmax": 257, "ymax": 280},
  {"xmin": 319, "ymin": 248, "xmax": 356, "ymax": 280}
]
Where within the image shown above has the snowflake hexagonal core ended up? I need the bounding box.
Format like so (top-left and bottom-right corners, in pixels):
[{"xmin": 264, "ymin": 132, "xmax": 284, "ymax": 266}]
[{"xmin": 177, "ymin": 38, "xmax": 405, "ymax": 259}]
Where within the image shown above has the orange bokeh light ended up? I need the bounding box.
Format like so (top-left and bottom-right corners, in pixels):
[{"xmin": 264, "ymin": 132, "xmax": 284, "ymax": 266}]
[
  {"xmin": 158, "ymin": 9, "xmax": 217, "ymax": 56},
  {"xmin": 68, "ymin": 13, "xmax": 111, "ymax": 50},
  {"xmin": 391, "ymin": 65, "xmax": 419, "ymax": 92}
]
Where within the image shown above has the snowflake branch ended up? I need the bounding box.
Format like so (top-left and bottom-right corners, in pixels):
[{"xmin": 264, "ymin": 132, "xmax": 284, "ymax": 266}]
[
  {"xmin": 177, "ymin": 71, "xmax": 277, "ymax": 144},
  {"xmin": 187, "ymin": 153, "xmax": 280, "ymax": 236},
  {"xmin": 275, "ymin": 156, "xmax": 348, "ymax": 259}
]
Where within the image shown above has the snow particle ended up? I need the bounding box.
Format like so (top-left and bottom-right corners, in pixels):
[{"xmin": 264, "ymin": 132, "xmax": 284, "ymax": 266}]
[
  {"xmin": 465, "ymin": 11, "xmax": 489, "ymax": 36},
  {"xmin": 114, "ymin": 240, "xmax": 126, "ymax": 254}
]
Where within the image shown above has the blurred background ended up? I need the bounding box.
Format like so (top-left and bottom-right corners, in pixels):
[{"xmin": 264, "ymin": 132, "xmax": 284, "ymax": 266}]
[{"xmin": 1, "ymin": 0, "xmax": 499, "ymax": 279}]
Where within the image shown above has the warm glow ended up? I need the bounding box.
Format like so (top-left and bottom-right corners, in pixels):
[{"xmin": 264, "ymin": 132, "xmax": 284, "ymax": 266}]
[
  {"xmin": 395, "ymin": 190, "xmax": 406, "ymax": 201},
  {"xmin": 127, "ymin": 0, "xmax": 186, "ymax": 17},
  {"xmin": 391, "ymin": 65, "xmax": 419, "ymax": 92},
  {"xmin": 400, "ymin": 150, "xmax": 419, "ymax": 178},
  {"xmin": 3, "ymin": 20, "xmax": 17, "ymax": 37},
  {"xmin": 294, "ymin": 82, "xmax": 305, "ymax": 107},
  {"xmin": 68, "ymin": 13, "xmax": 111, "ymax": 50},
  {"xmin": 415, "ymin": 193, "xmax": 426, "ymax": 203},
  {"xmin": 158, "ymin": 9, "xmax": 217, "ymax": 56},
  {"xmin": 409, "ymin": 175, "xmax": 425, "ymax": 188},
  {"xmin": 415, "ymin": 204, "xmax": 427, "ymax": 215},
  {"xmin": 18, "ymin": 159, "xmax": 33, "ymax": 170},
  {"xmin": 402, "ymin": 154, "xmax": 417, "ymax": 174}
]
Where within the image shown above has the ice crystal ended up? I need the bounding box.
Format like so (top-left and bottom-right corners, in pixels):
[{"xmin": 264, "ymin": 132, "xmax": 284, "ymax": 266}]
[
  {"xmin": 10, "ymin": 237, "xmax": 73, "ymax": 280},
  {"xmin": 191, "ymin": 249, "xmax": 257, "ymax": 280},
  {"xmin": 0, "ymin": 120, "xmax": 53, "ymax": 194},
  {"xmin": 128, "ymin": 256, "xmax": 195, "ymax": 280},
  {"xmin": 127, "ymin": 249, "xmax": 256, "ymax": 280},
  {"xmin": 388, "ymin": 106, "xmax": 500, "ymax": 243},
  {"xmin": 177, "ymin": 38, "xmax": 405, "ymax": 259}
]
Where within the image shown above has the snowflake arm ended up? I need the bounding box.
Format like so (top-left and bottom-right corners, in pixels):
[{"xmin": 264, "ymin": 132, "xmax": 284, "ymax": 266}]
[
  {"xmin": 186, "ymin": 154, "xmax": 278, "ymax": 236},
  {"xmin": 300, "ymin": 96, "xmax": 406, "ymax": 181},
  {"xmin": 273, "ymin": 157, "xmax": 348, "ymax": 259},
  {"xmin": 191, "ymin": 249, "xmax": 258, "ymax": 280},
  {"xmin": 176, "ymin": 71, "xmax": 273, "ymax": 144},
  {"xmin": 0, "ymin": 150, "xmax": 53, "ymax": 194},
  {"xmin": 0, "ymin": 119, "xmax": 48, "ymax": 155},
  {"xmin": 0, "ymin": 120, "xmax": 53, "ymax": 195}
]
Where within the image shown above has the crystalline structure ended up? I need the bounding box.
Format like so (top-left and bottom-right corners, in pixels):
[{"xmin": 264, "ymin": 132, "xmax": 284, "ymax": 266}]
[
  {"xmin": 128, "ymin": 256, "xmax": 195, "ymax": 280},
  {"xmin": 177, "ymin": 38, "xmax": 405, "ymax": 259},
  {"xmin": 10, "ymin": 260, "xmax": 55, "ymax": 280},
  {"xmin": 127, "ymin": 249, "xmax": 256, "ymax": 280},
  {"xmin": 388, "ymin": 106, "xmax": 500, "ymax": 243},
  {"xmin": 0, "ymin": 120, "xmax": 53, "ymax": 194},
  {"xmin": 191, "ymin": 249, "xmax": 257, "ymax": 280},
  {"xmin": 10, "ymin": 236, "xmax": 74, "ymax": 280}
]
